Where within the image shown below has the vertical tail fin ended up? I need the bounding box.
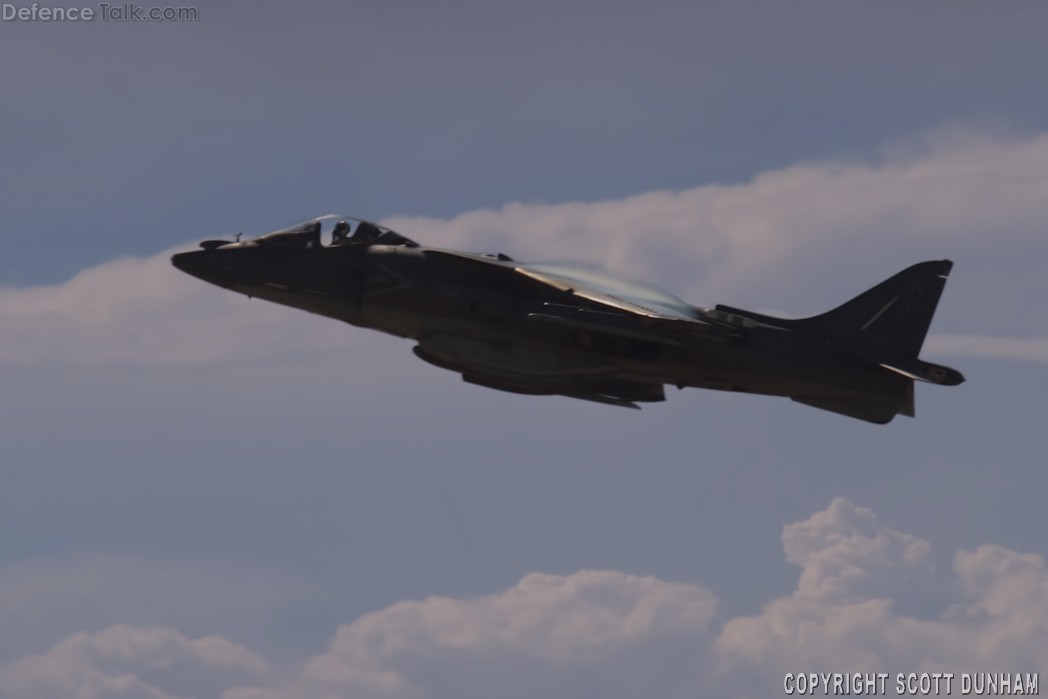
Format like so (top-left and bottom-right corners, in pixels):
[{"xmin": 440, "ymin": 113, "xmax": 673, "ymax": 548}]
[
  {"xmin": 794, "ymin": 259, "xmax": 964, "ymax": 387},
  {"xmin": 802, "ymin": 259, "xmax": 953, "ymax": 358}
]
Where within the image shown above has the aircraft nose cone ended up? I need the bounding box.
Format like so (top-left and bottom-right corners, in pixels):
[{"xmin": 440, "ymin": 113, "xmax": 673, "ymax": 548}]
[{"xmin": 171, "ymin": 250, "xmax": 208, "ymax": 279}]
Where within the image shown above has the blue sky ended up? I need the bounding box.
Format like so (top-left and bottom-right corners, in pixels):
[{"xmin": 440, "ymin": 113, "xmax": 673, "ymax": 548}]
[{"xmin": 2, "ymin": 2, "xmax": 1048, "ymax": 697}]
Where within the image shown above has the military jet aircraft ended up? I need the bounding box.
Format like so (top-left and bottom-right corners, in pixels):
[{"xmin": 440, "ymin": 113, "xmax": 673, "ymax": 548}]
[{"xmin": 171, "ymin": 216, "xmax": 963, "ymax": 423}]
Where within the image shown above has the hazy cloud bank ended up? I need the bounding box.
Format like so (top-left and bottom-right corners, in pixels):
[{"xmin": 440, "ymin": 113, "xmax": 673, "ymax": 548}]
[{"xmin": 3, "ymin": 129, "xmax": 1048, "ymax": 367}]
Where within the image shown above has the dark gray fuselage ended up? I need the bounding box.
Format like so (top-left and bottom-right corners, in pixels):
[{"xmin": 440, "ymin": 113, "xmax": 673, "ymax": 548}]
[{"xmin": 172, "ymin": 235, "xmax": 912, "ymax": 418}]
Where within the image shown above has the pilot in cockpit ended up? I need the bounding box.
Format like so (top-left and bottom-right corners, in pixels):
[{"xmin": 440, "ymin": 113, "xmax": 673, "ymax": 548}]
[{"xmin": 331, "ymin": 220, "xmax": 351, "ymax": 245}]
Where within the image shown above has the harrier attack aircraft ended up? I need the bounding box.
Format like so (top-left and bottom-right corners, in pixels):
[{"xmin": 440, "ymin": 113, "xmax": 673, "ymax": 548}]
[{"xmin": 171, "ymin": 216, "xmax": 964, "ymax": 423}]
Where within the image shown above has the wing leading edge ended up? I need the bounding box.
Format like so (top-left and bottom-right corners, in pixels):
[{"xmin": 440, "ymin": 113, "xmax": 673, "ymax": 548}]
[{"xmin": 516, "ymin": 263, "xmax": 728, "ymax": 347}]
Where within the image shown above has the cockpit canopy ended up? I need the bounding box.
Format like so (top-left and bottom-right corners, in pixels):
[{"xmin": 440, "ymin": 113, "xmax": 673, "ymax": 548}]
[{"xmin": 255, "ymin": 216, "xmax": 419, "ymax": 249}]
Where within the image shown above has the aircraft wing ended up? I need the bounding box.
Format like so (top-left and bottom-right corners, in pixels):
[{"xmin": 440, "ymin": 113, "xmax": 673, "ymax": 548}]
[
  {"xmin": 423, "ymin": 252, "xmax": 731, "ymax": 343},
  {"xmin": 515, "ymin": 263, "xmax": 707, "ymax": 322},
  {"xmin": 515, "ymin": 263, "xmax": 722, "ymax": 343}
]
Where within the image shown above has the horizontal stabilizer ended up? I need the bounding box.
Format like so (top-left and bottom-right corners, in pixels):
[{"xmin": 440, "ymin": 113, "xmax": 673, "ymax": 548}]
[{"xmin": 878, "ymin": 357, "xmax": 965, "ymax": 385}]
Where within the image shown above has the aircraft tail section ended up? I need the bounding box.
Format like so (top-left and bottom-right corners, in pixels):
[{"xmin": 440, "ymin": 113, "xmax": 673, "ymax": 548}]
[
  {"xmin": 800, "ymin": 259, "xmax": 965, "ymax": 386},
  {"xmin": 802, "ymin": 260, "xmax": 952, "ymax": 359},
  {"xmin": 714, "ymin": 257, "xmax": 965, "ymax": 421},
  {"xmin": 719, "ymin": 260, "xmax": 962, "ymax": 384}
]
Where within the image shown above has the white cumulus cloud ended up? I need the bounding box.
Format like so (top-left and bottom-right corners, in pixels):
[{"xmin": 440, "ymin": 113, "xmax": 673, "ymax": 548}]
[
  {"xmin": 0, "ymin": 625, "xmax": 268, "ymax": 699},
  {"xmin": 715, "ymin": 500, "xmax": 1048, "ymax": 680},
  {"xmin": 6, "ymin": 500, "xmax": 1044, "ymax": 699}
]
